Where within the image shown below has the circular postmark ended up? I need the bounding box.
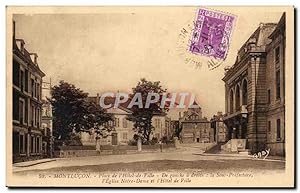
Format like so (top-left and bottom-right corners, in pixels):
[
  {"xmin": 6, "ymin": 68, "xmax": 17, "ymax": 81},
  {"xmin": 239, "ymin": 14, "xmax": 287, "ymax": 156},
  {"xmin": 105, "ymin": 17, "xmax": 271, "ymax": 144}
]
[{"xmin": 176, "ymin": 20, "xmax": 224, "ymax": 71}]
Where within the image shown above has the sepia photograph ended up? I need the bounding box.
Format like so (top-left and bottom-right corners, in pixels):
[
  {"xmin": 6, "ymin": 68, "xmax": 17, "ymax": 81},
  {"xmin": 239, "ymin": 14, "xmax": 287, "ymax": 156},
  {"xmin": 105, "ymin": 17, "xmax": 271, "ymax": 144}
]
[{"xmin": 5, "ymin": 6, "xmax": 295, "ymax": 187}]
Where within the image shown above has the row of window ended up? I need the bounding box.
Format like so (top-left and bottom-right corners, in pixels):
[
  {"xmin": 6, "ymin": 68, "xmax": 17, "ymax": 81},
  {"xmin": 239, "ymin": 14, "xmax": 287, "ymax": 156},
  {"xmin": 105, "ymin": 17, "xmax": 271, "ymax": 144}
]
[
  {"xmin": 106, "ymin": 118, "xmax": 129, "ymax": 128},
  {"xmin": 267, "ymin": 46, "xmax": 282, "ymax": 103},
  {"xmin": 18, "ymin": 134, "xmax": 42, "ymax": 155},
  {"xmin": 267, "ymin": 68, "xmax": 281, "ymax": 104},
  {"xmin": 186, "ymin": 114, "xmax": 200, "ymax": 120},
  {"xmin": 13, "ymin": 61, "xmax": 42, "ymax": 100},
  {"xmin": 228, "ymin": 46, "xmax": 282, "ymax": 113},
  {"xmin": 154, "ymin": 119, "xmax": 162, "ymax": 129},
  {"xmin": 105, "ymin": 118, "xmax": 163, "ymax": 129},
  {"xmin": 17, "ymin": 97, "xmax": 41, "ymax": 128}
]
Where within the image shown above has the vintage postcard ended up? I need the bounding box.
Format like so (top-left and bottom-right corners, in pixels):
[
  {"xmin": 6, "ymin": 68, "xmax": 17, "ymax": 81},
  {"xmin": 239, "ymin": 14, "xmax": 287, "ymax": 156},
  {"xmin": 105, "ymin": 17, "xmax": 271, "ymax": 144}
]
[{"xmin": 6, "ymin": 6, "xmax": 295, "ymax": 187}]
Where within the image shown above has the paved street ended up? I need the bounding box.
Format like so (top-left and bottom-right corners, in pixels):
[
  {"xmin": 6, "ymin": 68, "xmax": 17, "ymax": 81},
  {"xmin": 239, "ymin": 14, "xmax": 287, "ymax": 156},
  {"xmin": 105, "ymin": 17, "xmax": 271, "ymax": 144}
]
[{"xmin": 13, "ymin": 147, "xmax": 285, "ymax": 176}]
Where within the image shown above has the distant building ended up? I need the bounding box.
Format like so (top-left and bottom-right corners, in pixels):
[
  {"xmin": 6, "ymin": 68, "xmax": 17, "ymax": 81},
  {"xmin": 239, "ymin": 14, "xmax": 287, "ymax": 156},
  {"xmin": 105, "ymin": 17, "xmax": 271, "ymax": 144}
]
[
  {"xmin": 222, "ymin": 13, "xmax": 286, "ymax": 156},
  {"xmin": 81, "ymin": 94, "xmax": 168, "ymax": 146},
  {"xmin": 164, "ymin": 116, "xmax": 172, "ymax": 139},
  {"xmin": 179, "ymin": 103, "xmax": 213, "ymax": 143},
  {"xmin": 170, "ymin": 120, "xmax": 180, "ymax": 137},
  {"xmin": 41, "ymin": 80, "xmax": 53, "ymax": 157},
  {"xmin": 12, "ymin": 21, "xmax": 46, "ymax": 162},
  {"xmin": 210, "ymin": 112, "xmax": 229, "ymax": 143}
]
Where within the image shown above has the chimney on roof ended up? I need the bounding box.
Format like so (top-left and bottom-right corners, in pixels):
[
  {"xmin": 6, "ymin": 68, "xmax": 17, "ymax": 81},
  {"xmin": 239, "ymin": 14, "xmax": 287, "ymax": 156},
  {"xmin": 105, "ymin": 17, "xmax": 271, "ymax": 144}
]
[
  {"xmin": 259, "ymin": 22, "xmax": 264, "ymax": 28},
  {"xmin": 29, "ymin": 53, "xmax": 38, "ymax": 65},
  {"xmin": 16, "ymin": 39, "xmax": 25, "ymax": 53},
  {"xmin": 224, "ymin": 66, "xmax": 231, "ymax": 73}
]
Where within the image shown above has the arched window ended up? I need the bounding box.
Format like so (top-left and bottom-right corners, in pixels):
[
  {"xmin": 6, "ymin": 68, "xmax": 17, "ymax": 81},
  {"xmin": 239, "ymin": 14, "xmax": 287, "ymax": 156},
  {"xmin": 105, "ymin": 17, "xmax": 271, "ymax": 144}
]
[
  {"xmin": 229, "ymin": 89, "xmax": 234, "ymax": 113},
  {"xmin": 242, "ymin": 79, "xmax": 248, "ymax": 105},
  {"xmin": 235, "ymin": 85, "xmax": 240, "ymax": 111}
]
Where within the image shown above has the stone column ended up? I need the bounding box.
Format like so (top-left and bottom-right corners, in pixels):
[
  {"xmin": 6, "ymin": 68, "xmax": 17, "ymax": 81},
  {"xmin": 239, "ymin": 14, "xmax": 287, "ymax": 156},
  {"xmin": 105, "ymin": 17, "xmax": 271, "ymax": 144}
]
[
  {"xmin": 238, "ymin": 125, "xmax": 242, "ymax": 139},
  {"xmin": 27, "ymin": 134, "xmax": 30, "ymax": 157},
  {"xmin": 174, "ymin": 137, "xmax": 179, "ymax": 148}
]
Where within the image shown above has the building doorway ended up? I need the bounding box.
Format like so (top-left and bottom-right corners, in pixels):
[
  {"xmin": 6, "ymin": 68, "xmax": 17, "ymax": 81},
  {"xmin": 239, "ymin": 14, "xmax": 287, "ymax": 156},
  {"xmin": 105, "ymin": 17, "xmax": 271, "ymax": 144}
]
[
  {"xmin": 112, "ymin": 132, "xmax": 118, "ymax": 145},
  {"xmin": 241, "ymin": 122, "xmax": 247, "ymax": 139}
]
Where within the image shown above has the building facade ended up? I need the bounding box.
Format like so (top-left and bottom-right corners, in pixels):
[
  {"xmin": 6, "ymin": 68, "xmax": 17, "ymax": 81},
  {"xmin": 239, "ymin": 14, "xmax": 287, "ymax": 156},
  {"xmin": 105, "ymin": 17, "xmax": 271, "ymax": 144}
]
[
  {"xmin": 265, "ymin": 13, "xmax": 286, "ymax": 156},
  {"xmin": 179, "ymin": 105, "xmax": 213, "ymax": 143},
  {"xmin": 164, "ymin": 117, "xmax": 172, "ymax": 139},
  {"xmin": 170, "ymin": 120, "xmax": 180, "ymax": 137},
  {"xmin": 210, "ymin": 112, "xmax": 229, "ymax": 143},
  {"xmin": 41, "ymin": 99, "xmax": 53, "ymax": 157},
  {"xmin": 12, "ymin": 21, "xmax": 46, "ymax": 162},
  {"xmin": 222, "ymin": 13, "xmax": 285, "ymax": 156},
  {"xmin": 41, "ymin": 80, "xmax": 53, "ymax": 157},
  {"xmin": 80, "ymin": 95, "xmax": 168, "ymax": 146}
]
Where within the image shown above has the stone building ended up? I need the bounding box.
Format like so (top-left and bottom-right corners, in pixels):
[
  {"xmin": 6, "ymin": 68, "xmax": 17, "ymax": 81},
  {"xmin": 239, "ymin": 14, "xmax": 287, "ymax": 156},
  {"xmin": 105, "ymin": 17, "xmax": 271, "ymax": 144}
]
[
  {"xmin": 12, "ymin": 21, "xmax": 46, "ymax": 162},
  {"xmin": 222, "ymin": 13, "xmax": 285, "ymax": 156},
  {"xmin": 80, "ymin": 94, "xmax": 168, "ymax": 146},
  {"xmin": 170, "ymin": 120, "xmax": 180, "ymax": 137},
  {"xmin": 41, "ymin": 80, "xmax": 53, "ymax": 157},
  {"xmin": 210, "ymin": 112, "xmax": 229, "ymax": 143},
  {"xmin": 164, "ymin": 116, "xmax": 172, "ymax": 139},
  {"xmin": 41, "ymin": 99, "xmax": 53, "ymax": 157},
  {"xmin": 179, "ymin": 104, "xmax": 213, "ymax": 143},
  {"xmin": 265, "ymin": 13, "xmax": 286, "ymax": 156}
]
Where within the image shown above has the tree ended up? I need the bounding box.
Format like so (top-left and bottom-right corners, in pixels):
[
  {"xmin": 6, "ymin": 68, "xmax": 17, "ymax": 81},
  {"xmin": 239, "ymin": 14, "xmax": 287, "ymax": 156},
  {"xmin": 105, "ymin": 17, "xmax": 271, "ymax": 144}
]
[
  {"xmin": 82, "ymin": 101, "xmax": 114, "ymax": 138},
  {"xmin": 174, "ymin": 123, "xmax": 183, "ymax": 139},
  {"xmin": 49, "ymin": 81, "xmax": 112, "ymax": 145},
  {"xmin": 127, "ymin": 78, "xmax": 168, "ymax": 142}
]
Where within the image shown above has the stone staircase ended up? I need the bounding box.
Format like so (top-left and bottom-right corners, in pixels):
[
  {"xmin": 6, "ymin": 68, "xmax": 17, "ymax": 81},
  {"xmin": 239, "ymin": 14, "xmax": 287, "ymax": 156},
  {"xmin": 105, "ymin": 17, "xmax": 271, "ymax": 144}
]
[
  {"xmin": 204, "ymin": 142, "xmax": 226, "ymax": 154},
  {"xmin": 177, "ymin": 142, "xmax": 216, "ymax": 154},
  {"xmin": 221, "ymin": 139, "xmax": 250, "ymax": 156}
]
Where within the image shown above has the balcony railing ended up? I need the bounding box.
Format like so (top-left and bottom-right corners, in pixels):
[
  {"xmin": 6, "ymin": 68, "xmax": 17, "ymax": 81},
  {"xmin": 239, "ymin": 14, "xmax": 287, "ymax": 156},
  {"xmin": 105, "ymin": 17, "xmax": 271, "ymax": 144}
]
[{"xmin": 225, "ymin": 105, "xmax": 248, "ymax": 120}]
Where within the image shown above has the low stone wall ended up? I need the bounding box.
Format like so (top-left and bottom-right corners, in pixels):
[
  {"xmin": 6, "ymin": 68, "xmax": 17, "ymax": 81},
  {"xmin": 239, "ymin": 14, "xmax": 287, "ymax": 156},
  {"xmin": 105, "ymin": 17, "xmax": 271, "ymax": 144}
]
[
  {"xmin": 221, "ymin": 139, "xmax": 247, "ymax": 152},
  {"xmin": 54, "ymin": 150, "xmax": 100, "ymax": 158},
  {"xmin": 267, "ymin": 142, "xmax": 285, "ymax": 156},
  {"xmin": 55, "ymin": 143, "xmax": 176, "ymax": 158}
]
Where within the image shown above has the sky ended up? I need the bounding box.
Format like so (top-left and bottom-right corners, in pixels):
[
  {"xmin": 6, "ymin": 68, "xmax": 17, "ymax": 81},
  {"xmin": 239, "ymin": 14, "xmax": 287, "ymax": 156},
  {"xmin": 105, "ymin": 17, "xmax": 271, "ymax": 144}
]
[{"xmin": 12, "ymin": 7, "xmax": 283, "ymax": 119}]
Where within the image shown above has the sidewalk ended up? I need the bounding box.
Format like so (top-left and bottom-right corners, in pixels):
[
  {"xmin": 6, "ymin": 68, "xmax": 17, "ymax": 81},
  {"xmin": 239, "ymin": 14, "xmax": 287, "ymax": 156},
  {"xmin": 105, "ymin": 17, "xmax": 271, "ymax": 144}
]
[
  {"xmin": 13, "ymin": 158, "xmax": 56, "ymax": 168},
  {"xmin": 265, "ymin": 155, "xmax": 286, "ymax": 161},
  {"xmin": 198, "ymin": 152, "xmax": 285, "ymax": 162},
  {"xmin": 13, "ymin": 149, "xmax": 251, "ymax": 173}
]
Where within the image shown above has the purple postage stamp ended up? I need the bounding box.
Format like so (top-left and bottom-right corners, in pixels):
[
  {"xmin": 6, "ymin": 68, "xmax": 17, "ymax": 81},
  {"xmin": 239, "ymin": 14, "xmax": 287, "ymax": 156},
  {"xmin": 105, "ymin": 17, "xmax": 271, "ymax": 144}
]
[{"xmin": 189, "ymin": 8, "xmax": 236, "ymax": 60}]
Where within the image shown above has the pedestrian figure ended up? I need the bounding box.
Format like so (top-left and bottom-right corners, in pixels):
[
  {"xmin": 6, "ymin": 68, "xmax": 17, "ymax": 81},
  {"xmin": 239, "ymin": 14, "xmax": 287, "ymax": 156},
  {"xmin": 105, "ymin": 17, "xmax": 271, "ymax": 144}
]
[{"xmin": 159, "ymin": 140, "xmax": 163, "ymax": 152}]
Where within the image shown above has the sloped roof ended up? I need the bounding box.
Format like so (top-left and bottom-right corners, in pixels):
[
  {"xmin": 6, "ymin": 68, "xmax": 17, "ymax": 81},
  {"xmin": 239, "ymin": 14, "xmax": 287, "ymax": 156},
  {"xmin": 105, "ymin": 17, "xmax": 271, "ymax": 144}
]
[
  {"xmin": 269, "ymin": 12, "xmax": 285, "ymax": 40},
  {"xmin": 87, "ymin": 96, "xmax": 167, "ymax": 115},
  {"xmin": 223, "ymin": 22, "xmax": 278, "ymax": 81},
  {"xmin": 13, "ymin": 39, "xmax": 45, "ymax": 77},
  {"xmin": 239, "ymin": 23, "xmax": 277, "ymax": 52}
]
